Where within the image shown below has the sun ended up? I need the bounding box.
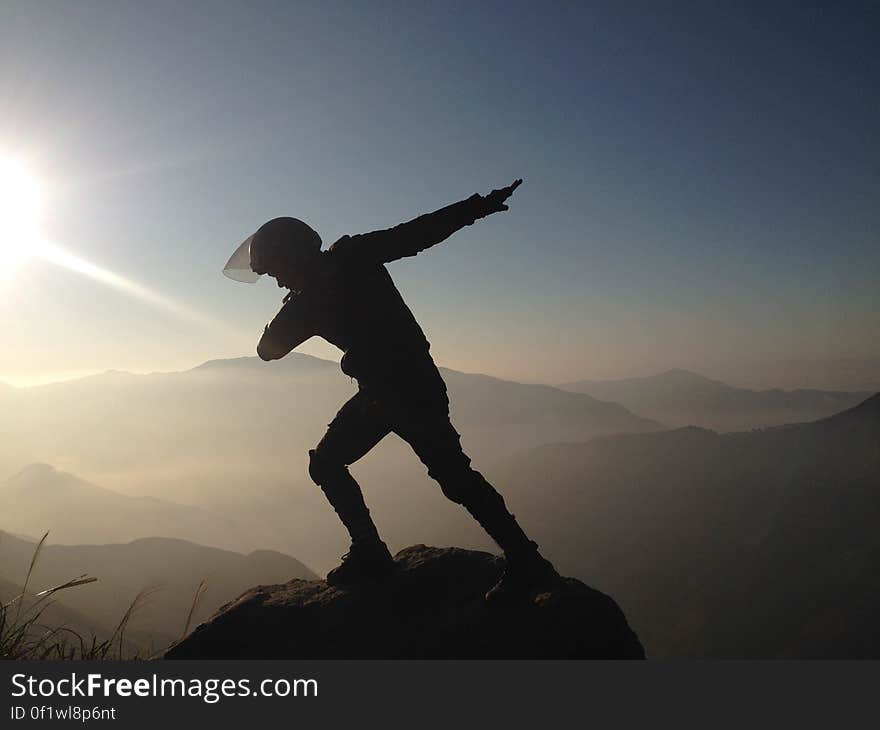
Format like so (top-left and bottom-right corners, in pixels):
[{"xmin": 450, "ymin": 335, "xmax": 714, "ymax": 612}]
[{"xmin": 0, "ymin": 158, "xmax": 45, "ymax": 270}]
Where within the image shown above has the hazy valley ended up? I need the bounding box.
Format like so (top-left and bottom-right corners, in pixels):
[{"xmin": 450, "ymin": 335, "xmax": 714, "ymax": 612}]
[{"xmin": 1, "ymin": 356, "xmax": 877, "ymax": 656}]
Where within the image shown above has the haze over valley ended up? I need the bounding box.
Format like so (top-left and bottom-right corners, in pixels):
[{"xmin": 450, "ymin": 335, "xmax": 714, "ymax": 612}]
[{"xmin": 2, "ymin": 356, "xmax": 877, "ymax": 656}]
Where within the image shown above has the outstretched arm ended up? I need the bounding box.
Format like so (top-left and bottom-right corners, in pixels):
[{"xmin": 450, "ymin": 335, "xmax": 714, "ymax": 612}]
[
  {"xmin": 332, "ymin": 179, "xmax": 523, "ymax": 265},
  {"xmin": 257, "ymin": 297, "xmax": 315, "ymax": 361}
]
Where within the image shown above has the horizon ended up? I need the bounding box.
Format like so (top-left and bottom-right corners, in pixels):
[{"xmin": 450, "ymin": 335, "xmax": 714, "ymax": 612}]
[{"xmin": 2, "ymin": 352, "xmax": 877, "ymax": 394}]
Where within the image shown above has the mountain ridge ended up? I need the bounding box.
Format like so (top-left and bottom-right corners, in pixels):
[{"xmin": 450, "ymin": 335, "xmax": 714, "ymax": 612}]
[
  {"xmin": 1, "ymin": 463, "xmax": 264, "ymax": 552},
  {"xmin": 0, "ymin": 530, "xmax": 317, "ymax": 644},
  {"xmin": 490, "ymin": 392, "xmax": 880, "ymax": 657},
  {"xmin": 559, "ymin": 368, "xmax": 870, "ymax": 431}
]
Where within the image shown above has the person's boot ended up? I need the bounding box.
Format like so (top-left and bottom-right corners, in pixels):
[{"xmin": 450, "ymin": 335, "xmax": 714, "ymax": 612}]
[
  {"xmin": 451, "ymin": 472, "xmax": 558, "ymax": 603},
  {"xmin": 485, "ymin": 545, "xmax": 558, "ymax": 606},
  {"xmin": 309, "ymin": 449, "xmax": 395, "ymax": 587},
  {"xmin": 326, "ymin": 538, "xmax": 396, "ymax": 587}
]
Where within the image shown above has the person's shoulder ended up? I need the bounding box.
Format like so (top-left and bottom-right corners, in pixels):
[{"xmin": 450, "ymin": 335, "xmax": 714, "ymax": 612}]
[
  {"xmin": 327, "ymin": 235, "xmax": 354, "ymax": 256},
  {"xmin": 326, "ymin": 235, "xmax": 377, "ymax": 269}
]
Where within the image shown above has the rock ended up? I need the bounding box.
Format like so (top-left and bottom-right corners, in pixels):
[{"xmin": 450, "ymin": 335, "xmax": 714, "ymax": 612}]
[{"xmin": 164, "ymin": 545, "xmax": 645, "ymax": 659}]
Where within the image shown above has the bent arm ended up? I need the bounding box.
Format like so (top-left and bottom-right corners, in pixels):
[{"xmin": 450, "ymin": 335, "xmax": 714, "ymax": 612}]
[
  {"xmin": 335, "ymin": 193, "xmax": 489, "ymax": 265},
  {"xmin": 257, "ymin": 298, "xmax": 315, "ymax": 361}
]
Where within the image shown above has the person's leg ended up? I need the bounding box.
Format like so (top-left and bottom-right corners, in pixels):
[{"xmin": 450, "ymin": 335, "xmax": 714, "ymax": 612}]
[
  {"xmin": 309, "ymin": 390, "xmax": 391, "ymax": 567},
  {"xmin": 391, "ymin": 396, "xmax": 555, "ymax": 600}
]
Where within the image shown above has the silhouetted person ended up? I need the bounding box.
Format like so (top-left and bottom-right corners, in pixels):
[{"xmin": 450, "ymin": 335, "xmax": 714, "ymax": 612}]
[{"xmin": 224, "ymin": 180, "xmax": 555, "ymax": 603}]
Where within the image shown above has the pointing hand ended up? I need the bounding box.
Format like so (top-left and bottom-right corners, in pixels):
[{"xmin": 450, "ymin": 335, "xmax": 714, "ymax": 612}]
[{"xmin": 483, "ymin": 178, "xmax": 523, "ymax": 214}]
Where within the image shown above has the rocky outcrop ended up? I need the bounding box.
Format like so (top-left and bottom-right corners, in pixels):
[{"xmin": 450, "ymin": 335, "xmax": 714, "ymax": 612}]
[{"xmin": 164, "ymin": 545, "xmax": 644, "ymax": 659}]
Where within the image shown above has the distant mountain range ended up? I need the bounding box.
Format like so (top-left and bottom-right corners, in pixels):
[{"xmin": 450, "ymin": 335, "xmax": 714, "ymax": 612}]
[
  {"xmin": 490, "ymin": 393, "xmax": 880, "ymax": 657},
  {"xmin": 559, "ymin": 368, "xmax": 870, "ymax": 431},
  {"xmin": 1, "ymin": 463, "xmax": 258, "ymax": 550},
  {"xmin": 0, "ymin": 354, "xmax": 658, "ymax": 570},
  {"xmin": 0, "ymin": 354, "xmax": 657, "ymax": 484},
  {"xmin": 0, "ymin": 530, "xmax": 317, "ymax": 649},
  {"xmin": 3, "ymin": 356, "xmax": 878, "ymax": 656}
]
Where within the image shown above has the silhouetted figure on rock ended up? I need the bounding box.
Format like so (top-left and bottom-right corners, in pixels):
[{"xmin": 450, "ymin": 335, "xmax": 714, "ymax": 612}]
[{"xmin": 223, "ymin": 179, "xmax": 555, "ymax": 603}]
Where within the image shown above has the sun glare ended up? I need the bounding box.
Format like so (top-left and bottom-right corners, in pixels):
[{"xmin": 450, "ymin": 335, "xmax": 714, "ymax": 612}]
[
  {"xmin": 0, "ymin": 154, "xmax": 232, "ymax": 332},
  {"xmin": 0, "ymin": 158, "xmax": 45, "ymax": 269}
]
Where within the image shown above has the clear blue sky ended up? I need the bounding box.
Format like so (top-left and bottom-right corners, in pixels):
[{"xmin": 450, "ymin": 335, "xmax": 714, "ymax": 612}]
[{"xmin": 1, "ymin": 1, "xmax": 877, "ymax": 388}]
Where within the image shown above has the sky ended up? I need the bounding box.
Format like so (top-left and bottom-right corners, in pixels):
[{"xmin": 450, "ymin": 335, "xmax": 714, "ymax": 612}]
[{"xmin": 0, "ymin": 1, "xmax": 878, "ymax": 389}]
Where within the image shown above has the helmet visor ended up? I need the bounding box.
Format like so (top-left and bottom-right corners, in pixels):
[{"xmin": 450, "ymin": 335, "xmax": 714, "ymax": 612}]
[{"xmin": 222, "ymin": 234, "xmax": 261, "ymax": 283}]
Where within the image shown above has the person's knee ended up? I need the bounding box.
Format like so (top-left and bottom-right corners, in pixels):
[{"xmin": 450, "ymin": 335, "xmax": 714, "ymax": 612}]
[
  {"xmin": 426, "ymin": 453, "xmax": 467, "ymax": 493},
  {"xmin": 308, "ymin": 447, "xmax": 347, "ymax": 486},
  {"xmin": 433, "ymin": 463, "xmax": 499, "ymax": 507}
]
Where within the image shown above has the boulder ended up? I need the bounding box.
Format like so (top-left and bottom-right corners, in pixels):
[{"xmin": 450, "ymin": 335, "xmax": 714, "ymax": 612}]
[{"xmin": 164, "ymin": 545, "xmax": 645, "ymax": 659}]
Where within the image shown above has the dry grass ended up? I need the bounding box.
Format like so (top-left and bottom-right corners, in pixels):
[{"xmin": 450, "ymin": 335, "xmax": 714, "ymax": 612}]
[{"xmin": 1, "ymin": 531, "xmax": 208, "ymax": 660}]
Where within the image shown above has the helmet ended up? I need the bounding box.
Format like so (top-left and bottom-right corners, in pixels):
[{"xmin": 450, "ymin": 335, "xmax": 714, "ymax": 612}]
[{"xmin": 223, "ymin": 217, "xmax": 322, "ymax": 283}]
